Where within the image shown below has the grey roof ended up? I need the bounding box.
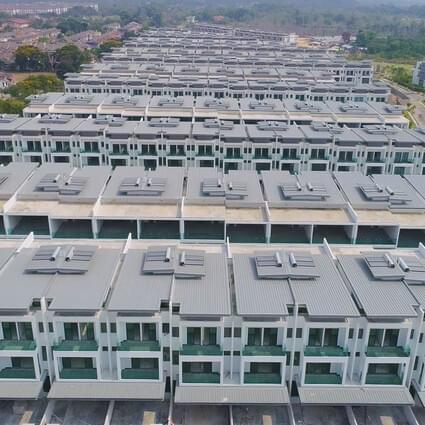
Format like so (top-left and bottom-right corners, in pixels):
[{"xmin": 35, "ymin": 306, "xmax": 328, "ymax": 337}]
[
  {"xmin": 45, "ymin": 245, "xmax": 121, "ymax": 312},
  {"xmin": 337, "ymin": 254, "xmax": 419, "ymax": 318},
  {"xmin": 17, "ymin": 164, "xmax": 74, "ymax": 201},
  {"xmin": 0, "ymin": 163, "xmax": 37, "ymax": 200},
  {"xmin": 108, "ymin": 248, "xmax": 172, "ymax": 313},
  {"xmin": 0, "ymin": 248, "xmax": 52, "ymax": 312},
  {"xmin": 149, "ymin": 95, "xmax": 194, "ymax": 109},
  {"xmin": 185, "ymin": 168, "xmax": 225, "ymax": 204},
  {"xmin": 48, "ymin": 381, "xmax": 165, "ymax": 400},
  {"xmin": 298, "ymin": 387, "xmax": 413, "ymax": 406},
  {"xmin": 173, "ymin": 251, "xmax": 230, "ymax": 316},
  {"xmin": 101, "ymin": 166, "xmax": 184, "ymax": 203},
  {"xmin": 261, "ymin": 171, "xmax": 347, "ymax": 209},
  {"xmin": 404, "ymin": 174, "xmax": 425, "ymax": 203},
  {"xmin": 17, "ymin": 115, "xmax": 82, "ymax": 134},
  {"xmin": 397, "ymin": 253, "xmax": 425, "ymax": 307},
  {"xmin": 175, "ymin": 385, "xmax": 289, "ymax": 405},
  {"xmin": 289, "ymin": 252, "xmax": 359, "ymax": 318},
  {"xmin": 239, "ymin": 98, "xmax": 284, "ymax": 113},
  {"xmin": 233, "ymin": 252, "xmax": 293, "ymax": 317},
  {"xmin": 225, "ymin": 170, "xmax": 264, "ymax": 206},
  {"xmin": 326, "ymin": 101, "xmax": 377, "ymax": 116},
  {"xmin": 334, "ymin": 172, "xmax": 425, "ymax": 211},
  {"xmin": 194, "ymin": 96, "xmax": 239, "ymax": 112},
  {"xmin": 0, "ymin": 115, "xmax": 32, "ymax": 133}
]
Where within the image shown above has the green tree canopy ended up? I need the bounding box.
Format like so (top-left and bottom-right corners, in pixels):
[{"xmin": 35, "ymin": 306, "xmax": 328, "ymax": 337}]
[
  {"xmin": 14, "ymin": 46, "xmax": 49, "ymax": 72},
  {"xmin": 54, "ymin": 44, "xmax": 91, "ymax": 79},
  {"xmin": 0, "ymin": 98, "xmax": 26, "ymax": 115},
  {"xmin": 6, "ymin": 75, "xmax": 64, "ymax": 100}
]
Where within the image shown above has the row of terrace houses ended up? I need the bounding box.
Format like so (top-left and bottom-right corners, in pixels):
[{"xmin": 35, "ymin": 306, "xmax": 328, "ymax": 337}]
[
  {"xmin": 24, "ymin": 96, "xmax": 397, "ymax": 124},
  {"xmin": 1, "ymin": 237, "xmax": 425, "ymax": 408},
  {"xmin": 0, "ymin": 114, "xmax": 422, "ymax": 173},
  {"xmin": 2, "ymin": 164, "xmax": 425, "ymax": 247}
]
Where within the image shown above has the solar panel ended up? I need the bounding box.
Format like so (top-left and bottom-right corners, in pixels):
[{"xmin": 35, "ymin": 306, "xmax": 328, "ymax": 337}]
[
  {"xmin": 119, "ymin": 177, "xmax": 166, "ymax": 196},
  {"xmin": 142, "ymin": 246, "xmax": 175, "ymax": 274},
  {"xmin": 26, "ymin": 245, "xmax": 95, "ymax": 275},
  {"xmin": 225, "ymin": 181, "xmax": 248, "ymax": 200},
  {"xmin": 280, "ymin": 181, "xmax": 329, "ymax": 201},
  {"xmin": 398, "ymin": 256, "xmax": 425, "ymax": 285},
  {"xmin": 202, "ymin": 178, "xmax": 225, "ymax": 197},
  {"xmin": 288, "ymin": 252, "xmax": 320, "ymax": 279},
  {"xmin": 363, "ymin": 253, "xmax": 405, "ymax": 281},
  {"xmin": 255, "ymin": 252, "xmax": 288, "ymax": 279},
  {"xmin": 175, "ymin": 250, "xmax": 206, "ymax": 278},
  {"xmin": 59, "ymin": 176, "xmax": 87, "ymax": 196},
  {"xmin": 35, "ymin": 173, "xmax": 64, "ymax": 192},
  {"xmin": 359, "ymin": 184, "xmax": 411, "ymax": 205}
]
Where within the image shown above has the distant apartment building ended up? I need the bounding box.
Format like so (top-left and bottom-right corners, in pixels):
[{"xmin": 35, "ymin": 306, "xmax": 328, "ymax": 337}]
[{"xmin": 413, "ymin": 61, "xmax": 425, "ymax": 87}]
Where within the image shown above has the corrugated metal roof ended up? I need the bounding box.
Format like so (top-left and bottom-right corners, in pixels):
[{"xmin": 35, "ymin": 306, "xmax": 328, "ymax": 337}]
[
  {"xmin": 298, "ymin": 386, "xmax": 413, "ymax": 405},
  {"xmin": 173, "ymin": 252, "xmax": 231, "ymax": 316},
  {"xmin": 289, "ymin": 254, "xmax": 360, "ymax": 318},
  {"xmin": 337, "ymin": 255, "xmax": 419, "ymax": 318},
  {"xmin": 175, "ymin": 385, "xmax": 289, "ymax": 404},
  {"xmin": 48, "ymin": 381, "xmax": 165, "ymax": 400},
  {"xmin": 233, "ymin": 253, "xmax": 293, "ymax": 317},
  {"xmin": 107, "ymin": 248, "xmax": 172, "ymax": 313}
]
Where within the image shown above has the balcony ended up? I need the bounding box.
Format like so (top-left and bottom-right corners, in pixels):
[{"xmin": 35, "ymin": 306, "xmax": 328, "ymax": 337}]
[
  {"xmin": 366, "ymin": 346, "xmax": 410, "ymax": 357},
  {"xmin": 242, "ymin": 345, "xmax": 286, "ymax": 357},
  {"xmin": 253, "ymin": 155, "xmax": 272, "ymax": 160},
  {"xmin": 167, "ymin": 150, "xmax": 186, "ymax": 157},
  {"xmin": 22, "ymin": 147, "xmax": 42, "ymax": 153},
  {"xmin": 59, "ymin": 368, "xmax": 97, "ymax": 380},
  {"xmin": 182, "ymin": 372, "xmax": 220, "ymax": 384},
  {"xmin": 53, "ymin": 340, "xmax": 98, "ymax": 352},
  {"xmin": 80, "ymin": 148, "xmax": 100, "ymax": 154},
  {"xmin": 310, "ymin": 155, "xmax": 329, "ymax": 161},
  {"xmin": 365, "ymin": 374, "xmax": 402, "ymax": 385},
  {"xmin": 180, "ymin": 344, "xmax": 222, "ymax": 356},
  {"xmin": 366, "ymin": 158, "xmax": 385, "ymax": 163},
  {"xmin": 244, "ymin": 373, "xmax": 281, "ymax": 384},
  {"xmin": 281, "ymin": 155, "xmax": 300, "ymax": 160},
  {"xmin": 121, "ymin": 368, "xmax": 159, "ymax": 380},
  {"xmin": 109, "ymin": 151, "xmax": 129, "ymax": 156},
  {"xmin": 304, "ymin": 346, "xmax": 348, "ymax": 357},
  {"xmin": 393, "ymin": 158, "xmax": 413, "ymax": 164},
  {"xmin": 337, "ymin": 157, "xmax": 357, "ymax": 163},
  {"xmin": 117, "ymin": 340, "xmax": 160, "ymax": 352},
  {"xmin": 0, "ymin": 146, "xmax": 13, "ymax": 153},
  {"xmin": 196, "ymin": 151, "xmax": 214, "ymax": 157},
  {"xmin": 138, "ymin": 150, "xmax": 158, "ymax": 156},
  {"xmin": 225, "ymin": 154, "xmax": 243, "ymax": 159},
  {"xmin": 51, "ymin": 147, "xmax": 71, "ymax": 153},
  {"xmin": 304, "ymin": 373, "xmax": 342, "ymax": 385},
  {"xmin": 0, "ymin": 340, "xmax": 36, "ymax": 351},
  {"xmin": 0, "ymin": 367, "xmax": 35, "ymax": 379}
]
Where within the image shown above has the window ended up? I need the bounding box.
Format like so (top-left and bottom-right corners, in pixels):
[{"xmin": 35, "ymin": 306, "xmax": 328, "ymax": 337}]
[
  {"xmin": 163, "ymin": 350, "xmax": 170, "ymax": 361},
  {"xmin": 42, "ymin": 346, "xmax": 47, "ymax": 361},
  {"xmin": 162, "ymin": 323, "xmax": 170, "ymax": 334},
  {"xmin": 172, "ymin": 327, "xmax": 179, "ymax": 337},
  {"xmin": 38, "ymin": 323, "xmax": 44, "ymax": 333},
  {"xmin": 358, "ymin": 329, "xmax": 363, "ymax": 339},
  {"xmin": 349, "ymin": 328, "xmax": 354, "ymax": 339},
  {"xmin": 287, "ymin": 328, "xmax": 293, "ymax": 338},
  {"xmin": 101, "ymin": 323, "xmax": 107, "ymax": 333},
  {"xmin": 172, "ymin": 351, "xmax": 179, "ymax": 365},
  {"xmin": 420, "ymin": 333, "xmax": 424, "ymax": 344},
  {"xmin": 234, "ymin": 328, "xmax": 241, "ymax": 338},
  {"xmin": 224, "ymin": 327, "xmax": 232, "ymax": 338},
  {"xmin": 110, "ymin": 323, "xmax": 116, "ymax": 333},
  {"xmin": 294, "ymin": 352, "xmax": 300, "ymax": 366},
  {"xmin": 296, "ymin": 328, "xmax": 303, "ymax": 339}
]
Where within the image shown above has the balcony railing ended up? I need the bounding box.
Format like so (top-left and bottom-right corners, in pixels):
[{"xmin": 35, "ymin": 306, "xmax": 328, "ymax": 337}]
[
  {"xmin": 121, "ymin": 368, "xmax": 159, "ymax": 380},
  {"xmin": 304, "ymin": 373, "xmax": 342, "ymax": 385},
  {"xmin": 22, "ymin": 147, "xmax": 42, "ymax": 153},
  {"xmin": 80, "ymin": 148, "xmax": 100, "ymax": 154},
  {"xmin": 365, "ymin": 374, "xmax": 402, "ymax": 385},
  {"xmin": 53, "ymin": 339, "xmax": 98, "ymax": 352},
  {"xmin": 244, "ymin": 372, "xmax": 281, "ymax": 384},
  {"xmin": 243, "ymin": 345, "xmax": 286, "ymax": 356},
  {"xmin": 0, "ymin": 339, "xmax": 36, "ymax": 351},
  {"xmin": 117, "ymin": 340, "xmax": 160, "ymax": 352},
  {"xmin": 366, "ymin": 346, "xmax": 410, "ymax": 357},
  {"xmin": 138, "ymin": 150, "xmax": 158, "ymax": 156},
  {"xmin": 51, "ymin": 147, "xmax": 71, "ymax": 153},
  {"xmin": 393, "ymin": 158, "xmax": 414, "ymax": 164},
  {"xmin": 180, "ymin": 344, "xmax": 222, "ymax": 356},
  {"xmin": 182, "ymin": 372, "xmax": 220, "ymax": 384},
  {"xmin": 0, "ymin": 367, "xmax": 35, "ymax": 379},
  {"xmin": 304, "ymin": 346, "xmax": 348, "ymax": 357},
  {"xmin": 109, "ymin": 151, "xmax": 129, "ymax": 156},
  {"xmin": 281, "ymin": 155, "xmax": 300, "ymax": 160},
  {"xmin": 59, "ymin": 368, "xmax": 97, "ymax": 380},
  {"xmin": 337, "ymin": 157, "xmax": 357, "ymax": 163}
]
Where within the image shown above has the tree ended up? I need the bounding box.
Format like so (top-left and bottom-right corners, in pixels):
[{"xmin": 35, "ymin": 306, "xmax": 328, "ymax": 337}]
[
  {"xmin": 54, "ymin": 44, "xmax": 91, "ymax": 79},
  {"xmin": 57, "ymin": 18, "xmax": 89, "ymax": 35},
  {"xmin": 99, "ymin": 39, "xmax": 123, "ymax": 53},
  {"xmin": 0, "ymin": 98, "xmax": 26, "ymax": 115},
  {"xmin": 14, "ymin": 45, "xmax": 49, "ymax": 72},
  {"xmin": 6, "ymin": 75, "xmax": 64, "ymax": 100}
]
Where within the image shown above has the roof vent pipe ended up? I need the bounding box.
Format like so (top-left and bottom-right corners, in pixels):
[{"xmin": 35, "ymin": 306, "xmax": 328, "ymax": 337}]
[
  {"xmin": 385, "ymin": 253, "xmax": 395, "ymax": 268},
  {"xmin": 398, "ymin": 258, "xmax": 410, "ymax": 272},
  {"xmin": 289, "ymin": 252, "xmax": 297, "ymax": 267}
]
